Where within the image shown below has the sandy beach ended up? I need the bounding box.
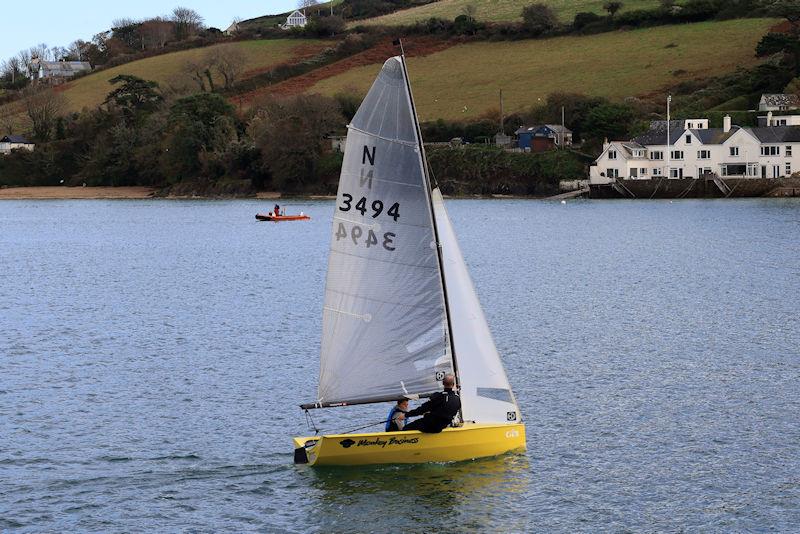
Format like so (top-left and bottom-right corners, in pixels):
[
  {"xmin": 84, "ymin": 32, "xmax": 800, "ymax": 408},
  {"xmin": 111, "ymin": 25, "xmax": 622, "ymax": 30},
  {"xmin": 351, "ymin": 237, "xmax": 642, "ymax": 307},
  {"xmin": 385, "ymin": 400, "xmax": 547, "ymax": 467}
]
[{"xmin": 0, "ymin": 186, "xmax": 157, "ymax": 199}]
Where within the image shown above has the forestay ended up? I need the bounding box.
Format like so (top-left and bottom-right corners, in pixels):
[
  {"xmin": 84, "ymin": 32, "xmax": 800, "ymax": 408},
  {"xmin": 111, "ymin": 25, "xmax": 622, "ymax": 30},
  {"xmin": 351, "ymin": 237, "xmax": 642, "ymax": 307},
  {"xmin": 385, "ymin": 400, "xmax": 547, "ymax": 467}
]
[
  {"xmin": 315, "ymin": 57, "xmax": 452, "ymax": 407},
  {"xmin": 431, "ymin": 188, "xmax": 521, "ymax": 424}
]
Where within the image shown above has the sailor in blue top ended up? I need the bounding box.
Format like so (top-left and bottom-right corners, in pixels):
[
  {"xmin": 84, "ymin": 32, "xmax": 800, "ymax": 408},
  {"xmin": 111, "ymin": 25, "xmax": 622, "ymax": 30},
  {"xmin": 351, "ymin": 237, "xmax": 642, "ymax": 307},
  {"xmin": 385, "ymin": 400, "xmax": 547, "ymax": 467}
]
[{"xmin": 385, "ymin": 398, "xmax": 409, "ymax": 431}]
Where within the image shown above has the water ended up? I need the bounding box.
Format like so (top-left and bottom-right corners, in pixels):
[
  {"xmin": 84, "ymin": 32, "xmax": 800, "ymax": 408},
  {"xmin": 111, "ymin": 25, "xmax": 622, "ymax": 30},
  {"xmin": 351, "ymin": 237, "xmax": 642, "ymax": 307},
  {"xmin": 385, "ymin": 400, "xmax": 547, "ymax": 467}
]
[{"xmin": 2, "ymin": 198, "xmax": 799, "ymax": 532}]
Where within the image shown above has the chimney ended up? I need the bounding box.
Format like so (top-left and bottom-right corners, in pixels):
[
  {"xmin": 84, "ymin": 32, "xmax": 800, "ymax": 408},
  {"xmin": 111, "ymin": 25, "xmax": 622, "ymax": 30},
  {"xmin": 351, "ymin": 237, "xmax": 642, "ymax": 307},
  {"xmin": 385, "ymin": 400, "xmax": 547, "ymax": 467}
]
[
  {"xmin": 603, "ymin": 137, "xmax": 609, "ymax": 150},
  {"xmin": 723, "ymin": 115, "xmax": 731, "ymax": 133},
  {"xmin": 767, "ymin": 111, "xmax": 773, "ymax": 126}
]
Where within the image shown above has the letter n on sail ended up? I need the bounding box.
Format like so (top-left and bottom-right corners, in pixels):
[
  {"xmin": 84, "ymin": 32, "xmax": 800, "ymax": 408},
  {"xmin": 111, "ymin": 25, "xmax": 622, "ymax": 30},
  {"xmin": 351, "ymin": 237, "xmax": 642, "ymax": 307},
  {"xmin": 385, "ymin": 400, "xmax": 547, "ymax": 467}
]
[
  {"xmin": 362, "ymin": 145, "xmax": 376, "ymax": 166},
  {"xmin": 359, "ymin": 168, "xmax": 374, "ymax": 189}
]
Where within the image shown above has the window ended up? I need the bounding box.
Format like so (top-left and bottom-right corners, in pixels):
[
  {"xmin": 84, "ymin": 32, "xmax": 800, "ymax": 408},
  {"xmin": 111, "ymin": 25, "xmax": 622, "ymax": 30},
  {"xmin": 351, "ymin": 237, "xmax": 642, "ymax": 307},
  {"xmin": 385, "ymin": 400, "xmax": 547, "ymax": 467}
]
[
  {"xmin": 671, "ymin": 150, "xmax": 684, "ymax": 160},
  {"xmin": 698, "ymin": 150, "xmax": 711, "ymax": 159},
  {"xmin": 653, "ymin": 168, "xmax": 662, "ymax": 176},
  {"xmin": 650, "ymin": 151, "xmax": 663, "ymax": 160},
  {"xmin": 608, "ymin": 150, "xmax": 617, "ymax": 160},
  {"xmin": 761, "ymin": 146, "xmax": 780, "ymax": 156},
  {"xmin": 606, "ymin": 168, "xmax": 618, "ymax": 178},
  {"xmin": 787, "ymin": 163, "xmax": 792, "ymax": 176},
  {"xmin": 670, "ymin": 168, "xmax": 682, "ymax": 178},
  {"xmin": 730, "ymin": 147, "xmax": 739, "ymax": 156},
  {"xmin": 787, "ymin": 146, "xmax": 793, "ymax": 157},
  {"xmin": 685, "ymin": 134, "xmax": 692, "ymax": 144},
  {"xmin": 687, "ymin": 122, "xmax": 693, "ymax": 129}
]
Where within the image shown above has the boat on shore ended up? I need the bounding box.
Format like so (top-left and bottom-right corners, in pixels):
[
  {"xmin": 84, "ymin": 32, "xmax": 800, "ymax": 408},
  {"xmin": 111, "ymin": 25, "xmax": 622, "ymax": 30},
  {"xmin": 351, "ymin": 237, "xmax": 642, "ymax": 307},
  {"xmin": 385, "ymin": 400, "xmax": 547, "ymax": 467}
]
[
  {"xmin": 255, "ymin": 213, "xmax": 310, "ymax": 221},
  {"xmin": 293, "ymin": 46, "xmax": 525, "ymax": 467}
]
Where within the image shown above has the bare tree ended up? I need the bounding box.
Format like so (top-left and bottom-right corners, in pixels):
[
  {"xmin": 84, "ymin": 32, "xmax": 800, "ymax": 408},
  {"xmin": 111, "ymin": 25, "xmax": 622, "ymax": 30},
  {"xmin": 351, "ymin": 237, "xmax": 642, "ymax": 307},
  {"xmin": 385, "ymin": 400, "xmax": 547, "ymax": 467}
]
[
  {"xmin": 22, "ymin": 87, "xmax": 66, "ymax": 141},
  {"xmin": 172, "ymin": 7, "xmax": 204, "ymax": 40},
  {"xmin": 140, "ymin": 18, "xmax": 174, "ymax": 49},
  {"xmin": 30, "ymin": 43, "xmax": 50, "ymax": 61},
  {"xmin": 182, "ymin": 59, "xmax": 213, "ymax": 92},
  {"xmin": 3, "ymin": 57, "xmax": 24, "ymax": 83},
  {"xmin": 298, "ymin": 0, "xmax": 319, "ymax": 9},
  {"xmin": 210, "ymin": 45, "xmax": 246, "ymax": 89}
]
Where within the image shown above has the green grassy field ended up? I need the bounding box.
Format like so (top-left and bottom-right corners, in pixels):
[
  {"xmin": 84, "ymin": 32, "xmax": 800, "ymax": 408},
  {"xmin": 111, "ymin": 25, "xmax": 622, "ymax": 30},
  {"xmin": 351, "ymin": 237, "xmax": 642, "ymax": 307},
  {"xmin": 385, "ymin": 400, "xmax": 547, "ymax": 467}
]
[
  {"xmin": 310, "ymin": 18, "xmax": 775, "ymax": 120},
  {"xmin": 59, "ymin": 39, "xmax": 328, "ymax": 113},
  {"xmin": 352, "ymin": 0, "xmax": 662, "ymax": 26}
]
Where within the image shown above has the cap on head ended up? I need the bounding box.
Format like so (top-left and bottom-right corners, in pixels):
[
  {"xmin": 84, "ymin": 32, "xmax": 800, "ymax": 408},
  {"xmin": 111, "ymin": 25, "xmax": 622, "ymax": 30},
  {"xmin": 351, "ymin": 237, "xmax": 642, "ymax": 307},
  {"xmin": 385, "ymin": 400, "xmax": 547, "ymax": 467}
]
[{"xmin": 442, "ymin": 374, "xmax": 455, "ymax": 388}]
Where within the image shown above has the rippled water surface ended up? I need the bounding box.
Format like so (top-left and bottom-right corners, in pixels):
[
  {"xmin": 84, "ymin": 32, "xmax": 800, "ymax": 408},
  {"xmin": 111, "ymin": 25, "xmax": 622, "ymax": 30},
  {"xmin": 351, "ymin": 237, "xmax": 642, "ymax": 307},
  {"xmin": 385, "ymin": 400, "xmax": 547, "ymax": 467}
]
[{"xmin": 2, "ymin": 198, "xmax": 800, "ymax": 532}]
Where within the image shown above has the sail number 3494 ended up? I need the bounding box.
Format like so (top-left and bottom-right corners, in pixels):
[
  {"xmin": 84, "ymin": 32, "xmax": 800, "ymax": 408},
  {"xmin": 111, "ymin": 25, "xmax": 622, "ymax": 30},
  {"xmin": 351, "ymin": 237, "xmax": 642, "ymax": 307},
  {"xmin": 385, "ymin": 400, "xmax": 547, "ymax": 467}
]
[
  {"xmin": 339, "ymin": 194, "xmax": 399, "ymax": 221},
  {"xmin": 337, "ymin": 194, "xmax": 399, "ymax": 251}
]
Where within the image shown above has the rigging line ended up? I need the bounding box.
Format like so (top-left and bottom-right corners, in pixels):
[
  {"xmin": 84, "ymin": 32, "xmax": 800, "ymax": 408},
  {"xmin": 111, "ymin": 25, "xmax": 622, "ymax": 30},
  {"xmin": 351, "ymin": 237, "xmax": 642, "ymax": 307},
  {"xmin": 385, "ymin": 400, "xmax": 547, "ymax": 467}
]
[
  {"xmin": 397, "ymin": 44, "xmax": 460, "ymax": 394},
  {"xmin": 304, "ymin": 409, "xmax": 320, "ymax": 435},
  {"xmin": 343, "ymin": 420, "xmax": 388, "ymax": 434}
]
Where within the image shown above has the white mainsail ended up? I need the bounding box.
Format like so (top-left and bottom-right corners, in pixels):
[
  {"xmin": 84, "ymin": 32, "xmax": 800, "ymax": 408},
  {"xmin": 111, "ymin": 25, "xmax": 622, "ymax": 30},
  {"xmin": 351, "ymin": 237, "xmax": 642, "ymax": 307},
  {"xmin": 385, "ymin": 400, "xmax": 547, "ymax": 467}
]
[
  {"xmin": 431, "ymin": 188, "xmax": 522, "ymax": 424},
  {"xmin": 315, "ymin": 57, "xmax": 453, "ymax": 407}
]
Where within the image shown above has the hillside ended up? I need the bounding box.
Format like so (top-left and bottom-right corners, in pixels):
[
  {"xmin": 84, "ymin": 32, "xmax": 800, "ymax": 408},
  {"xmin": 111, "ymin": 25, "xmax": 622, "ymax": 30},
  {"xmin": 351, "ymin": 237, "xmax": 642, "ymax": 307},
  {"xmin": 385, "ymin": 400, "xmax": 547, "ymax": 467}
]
[
  {"xmin": 60, "ymin": 39, "xmax": 329, "ymax": 112},
  {"xmin": 304, "ymin": 18, "xmax": 775, "ymax": 120},
  {"xmin": 351, "ymin": 0, "xmax": 662, "ymax": 26},
  {"xmin": 0, "ymin": 39, "xmax": 329, "ymax": 130}
]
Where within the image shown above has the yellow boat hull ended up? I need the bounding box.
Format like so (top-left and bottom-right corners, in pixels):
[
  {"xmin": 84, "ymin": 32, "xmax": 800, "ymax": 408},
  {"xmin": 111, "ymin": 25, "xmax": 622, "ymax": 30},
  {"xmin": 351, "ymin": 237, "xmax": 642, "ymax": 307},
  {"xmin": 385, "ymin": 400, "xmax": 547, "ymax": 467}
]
[{"xmin": 293, "ymin": 422, "xmax": 526, "ymax": 466}]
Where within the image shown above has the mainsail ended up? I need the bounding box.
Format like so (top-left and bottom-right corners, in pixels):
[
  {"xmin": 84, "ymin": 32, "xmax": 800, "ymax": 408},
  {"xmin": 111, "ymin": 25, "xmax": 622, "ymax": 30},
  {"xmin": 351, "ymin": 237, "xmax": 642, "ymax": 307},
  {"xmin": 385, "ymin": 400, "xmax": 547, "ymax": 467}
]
[
  {"xmin": 431, "ymin": 189, "xmax": 522, "ymax": 424},
  {"xmin": 314, "ymin": 57, "xmax": 453, "ymax": 407}
]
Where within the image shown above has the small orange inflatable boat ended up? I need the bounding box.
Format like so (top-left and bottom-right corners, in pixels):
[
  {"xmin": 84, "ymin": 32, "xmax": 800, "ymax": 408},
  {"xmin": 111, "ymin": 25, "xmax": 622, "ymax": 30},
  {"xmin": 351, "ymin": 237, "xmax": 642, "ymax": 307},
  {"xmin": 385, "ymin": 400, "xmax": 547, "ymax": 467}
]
[{"xmin": 255, "ymin": 213, "xmax": 311, "ymax": 222}]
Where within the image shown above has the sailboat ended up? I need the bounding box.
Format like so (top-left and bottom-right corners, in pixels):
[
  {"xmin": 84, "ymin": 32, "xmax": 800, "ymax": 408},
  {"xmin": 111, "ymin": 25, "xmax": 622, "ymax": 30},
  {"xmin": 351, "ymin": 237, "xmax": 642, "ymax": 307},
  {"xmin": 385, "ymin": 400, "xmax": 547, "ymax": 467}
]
[{"xmin": 293, "ymin": 48, "xmax": 525, "ymax": 466}]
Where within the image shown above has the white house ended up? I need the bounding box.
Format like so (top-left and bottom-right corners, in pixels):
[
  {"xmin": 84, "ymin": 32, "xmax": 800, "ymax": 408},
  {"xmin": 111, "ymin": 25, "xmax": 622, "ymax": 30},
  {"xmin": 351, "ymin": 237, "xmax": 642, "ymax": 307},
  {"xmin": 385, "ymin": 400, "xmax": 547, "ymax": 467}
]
[
  {"xmin": 29, "ymin": 59, "xmax": 91, "ymax": 84},
  {"xmin": 590, "ymin": 116, "xmax": 800, "ymax": 184},
  {"xmin": 281, "ymin": 10, "xmax": 308, "ymax": 29},
  {"xmin": 759, "ymin": 94, "xmax": 800, "ymax": 112},
  {"xmin": 0, "ymin": 135, "xmax": 35, "ymax": 155},
  {"xmin": 758, "ymin": 112, "xmax": 800, "ymax": 127},
  {"xmin": 224, "ymin": 21, "xmax": 240, "ymax": 35}
]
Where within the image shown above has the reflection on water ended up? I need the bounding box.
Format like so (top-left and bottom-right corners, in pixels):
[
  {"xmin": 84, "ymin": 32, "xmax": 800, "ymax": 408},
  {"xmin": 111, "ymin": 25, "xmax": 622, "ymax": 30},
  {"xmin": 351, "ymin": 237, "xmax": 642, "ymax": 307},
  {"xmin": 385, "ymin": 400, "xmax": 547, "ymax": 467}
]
[{"xmin": 304, "ymin": 453, "xmax": 530, "ymax": 531}]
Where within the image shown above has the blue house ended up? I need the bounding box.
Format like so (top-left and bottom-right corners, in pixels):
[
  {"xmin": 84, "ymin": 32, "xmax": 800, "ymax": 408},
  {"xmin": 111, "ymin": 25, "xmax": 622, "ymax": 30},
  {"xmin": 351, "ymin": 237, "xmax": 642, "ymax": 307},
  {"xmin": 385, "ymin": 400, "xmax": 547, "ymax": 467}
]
[{"xmin": 515, "ymin": 124, "xmax": 573, "ymax": 152}]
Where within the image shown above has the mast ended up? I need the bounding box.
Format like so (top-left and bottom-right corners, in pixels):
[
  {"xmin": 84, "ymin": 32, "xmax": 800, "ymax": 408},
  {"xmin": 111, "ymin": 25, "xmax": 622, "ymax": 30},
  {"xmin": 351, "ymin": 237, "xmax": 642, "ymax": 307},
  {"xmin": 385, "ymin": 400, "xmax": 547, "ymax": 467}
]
[{"xmin": 397, "ymin": 41, "xmax": 460, "ymax": 389}]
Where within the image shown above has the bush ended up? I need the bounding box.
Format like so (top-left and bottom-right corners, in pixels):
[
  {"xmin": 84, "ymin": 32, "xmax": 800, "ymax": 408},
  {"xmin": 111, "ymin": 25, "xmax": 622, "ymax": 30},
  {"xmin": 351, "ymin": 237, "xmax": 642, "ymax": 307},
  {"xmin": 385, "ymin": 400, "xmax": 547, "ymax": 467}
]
[
  {"xmin": 521, "ymin": 4, "xmax": 559, "ymax": 36},
  {"xmin": 573, "ymin": 12, "xmax": 603, "ymax": 30}
]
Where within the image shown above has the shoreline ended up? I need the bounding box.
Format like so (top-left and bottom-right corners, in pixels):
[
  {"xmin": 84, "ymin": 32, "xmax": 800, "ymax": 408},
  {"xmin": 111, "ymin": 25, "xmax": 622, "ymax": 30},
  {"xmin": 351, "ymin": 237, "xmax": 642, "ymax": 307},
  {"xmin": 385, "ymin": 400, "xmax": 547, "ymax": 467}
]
[{"xmin": 0, "ymin": 186, "xmax": 547, "ymax": 200}]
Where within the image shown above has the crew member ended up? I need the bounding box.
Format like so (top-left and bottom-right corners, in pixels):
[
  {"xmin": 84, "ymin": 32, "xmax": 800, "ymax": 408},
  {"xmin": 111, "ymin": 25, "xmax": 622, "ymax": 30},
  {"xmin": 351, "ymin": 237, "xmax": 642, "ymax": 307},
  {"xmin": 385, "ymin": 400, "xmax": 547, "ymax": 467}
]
[
  {"xmin": 403, "ymin": 374, "xmax": 460, "ymax": 433},
  {"xmin": 274, "ymin": 203, "xmax": 281, "ymax": 216},
  {"xmin": 385, "ymin": 398, "xmax": 409, "ymax": 432}
]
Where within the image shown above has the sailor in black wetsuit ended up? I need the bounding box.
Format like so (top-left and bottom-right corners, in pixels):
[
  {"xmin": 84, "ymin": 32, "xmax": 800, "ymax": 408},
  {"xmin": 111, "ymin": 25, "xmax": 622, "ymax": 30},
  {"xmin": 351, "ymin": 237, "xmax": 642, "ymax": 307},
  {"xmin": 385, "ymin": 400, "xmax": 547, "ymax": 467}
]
[{"xmin": 403, "ymin": 374, "xmax": 461, "ymax": 433}]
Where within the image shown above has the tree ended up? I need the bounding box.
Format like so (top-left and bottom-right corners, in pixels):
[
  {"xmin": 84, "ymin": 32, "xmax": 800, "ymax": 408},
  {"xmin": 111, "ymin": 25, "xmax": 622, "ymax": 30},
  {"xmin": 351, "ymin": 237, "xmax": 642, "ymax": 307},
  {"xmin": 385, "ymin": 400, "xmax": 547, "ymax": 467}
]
[
  {"xmin": 583, "ymin": 102, "xmax": 635, "ymax": 145},
  {"xmin": 307, "ymin": 15, "xmax": 346, "ymax": 36},
  {"xmin": 247, "ymin": 95, "xmax": 343, "ymax": 190},
  {"xmin": 757, "ymin": 32, "xmax": 800, "ymax": 76},
  {"xmin": 23, "ymin": 87, "xmax": 66, "ymax": 141},
  {"xmin": 140, "ymin": 18, "xmax": 174, "ymax": 49},
  {"xmin": 182, "ymin": 58, "xmax": 215, "ymax": 92},
  {"xmin": 767, "ymin": 0, "xmax": 800, "ymax": 28},
  {"xmin": 172, "ymin": 7, "xmax": 204, "ymax": 41},
  {"xmin": 603, "ymin": 1, "xmax": 624, "ymax": 18},
  {"xmin": 104, "ymin": 75, "xmax": 163, "ymax": 118},
  {"xmin": 162, "ymin": 93, "xmax": 237, "ymax": 180},
  {"xmin": 521, "ymin": 4, "xmax": 559, "ymax": 36},
  {"xmin": 299, "ymin": 0, "xmax": 319, "ymax": 9},
  {"xmin": 210, "ymin": 45, "xmax": 246, "ymax": 89}
]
